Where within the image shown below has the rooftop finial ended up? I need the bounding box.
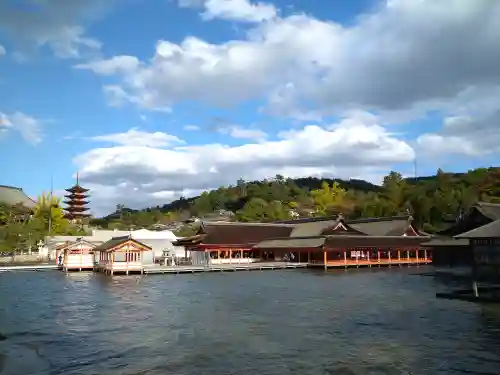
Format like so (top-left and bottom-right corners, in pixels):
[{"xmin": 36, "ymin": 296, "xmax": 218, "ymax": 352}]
[{"xmin": 76, "ymin": 171, "xmax": 79, "ymax": 186}]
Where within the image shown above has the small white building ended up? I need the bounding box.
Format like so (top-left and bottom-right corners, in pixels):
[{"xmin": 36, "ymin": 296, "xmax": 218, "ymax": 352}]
[
  {"xmin": 58, "ymin": 238, "xmax": 97, "ymax": 272},
  {"xmin": 46, "ymin": 228, "xmax": 185, "ymax": 268},
  {"xmin": 93, "ymin": 236, "xmax": 154, "ymax": 275}
]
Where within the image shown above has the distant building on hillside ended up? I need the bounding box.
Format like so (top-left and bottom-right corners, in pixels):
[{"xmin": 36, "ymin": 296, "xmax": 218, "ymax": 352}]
[
  {"xmin": 64, "ymin": 174, "xmax": 90, "ymax": 222},
  {"xmin": 0, "ymin": 185, "xmax": 35, "ymax": 208}
]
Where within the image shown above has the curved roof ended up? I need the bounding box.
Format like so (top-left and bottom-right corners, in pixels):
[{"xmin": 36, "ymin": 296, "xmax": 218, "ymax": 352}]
[
  {"xmin": 0, "ymin": 185, "xmax": 35, "ymax": 208},
  {"xmin": 473, "ymin": 202, "xmax": 500, "ymax": 221}
]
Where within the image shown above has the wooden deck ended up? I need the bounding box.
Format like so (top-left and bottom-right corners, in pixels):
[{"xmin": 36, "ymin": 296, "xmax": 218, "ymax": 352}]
[{"xmin": 143, "ymin": 262, "xmax": 307, "ymax": 274}]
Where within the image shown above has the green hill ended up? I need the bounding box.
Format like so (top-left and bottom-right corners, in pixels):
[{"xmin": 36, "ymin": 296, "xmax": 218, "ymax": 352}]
[{"xmin": 93, "ymin": 167, "xmax": 500, "ymax": 234}]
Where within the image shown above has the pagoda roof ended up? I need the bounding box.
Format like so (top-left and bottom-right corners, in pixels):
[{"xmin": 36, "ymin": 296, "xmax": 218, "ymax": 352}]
[
  {"xmin": 65, "ymin": 206, "xmax": 90, "ymax": 212},
  {"xmin": 65, "ymin": 185, "xmax": 89, "ymax": 193},
  {"xmin": 64, "ymin": 192, "xmax": 89, "ymax": 198},
  {"xmin": 64, "ymin": 200, "xmax": 90, "ymax": 205}
]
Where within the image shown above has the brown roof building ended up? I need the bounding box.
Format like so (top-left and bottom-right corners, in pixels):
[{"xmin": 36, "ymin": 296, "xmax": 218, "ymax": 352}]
[{"xmin": 176, "ymin": 215, "xmax": 431, "ymax": 269}]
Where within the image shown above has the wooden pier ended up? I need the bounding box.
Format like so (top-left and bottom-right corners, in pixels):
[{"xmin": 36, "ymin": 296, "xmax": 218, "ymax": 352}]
[
  {"xmin": 143, "ymin": 262, "xmax": 307, "ymax": 274},
  {"xmin": 0, "ymin": 264, "xmax": 59, "ymax": 272}
]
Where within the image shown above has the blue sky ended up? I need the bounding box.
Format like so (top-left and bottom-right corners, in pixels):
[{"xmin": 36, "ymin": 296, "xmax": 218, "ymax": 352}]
[{"xmin": 1, "ymin": 0, "xmax": 499, "ymax": 215}]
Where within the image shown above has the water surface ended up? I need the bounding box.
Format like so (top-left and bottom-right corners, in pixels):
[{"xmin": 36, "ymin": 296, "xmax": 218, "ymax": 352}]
[{"xmin": 1, "ymin": 267, "xmax": 499, "ymax": 374}]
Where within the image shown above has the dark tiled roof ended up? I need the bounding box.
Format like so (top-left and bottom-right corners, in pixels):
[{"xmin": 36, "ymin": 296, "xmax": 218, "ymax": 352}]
[
  {"xmin": 290, "ymin": 219, "xmax": 339, "ymax": 237},
  {"xmin": 275, "ymin": 215, "xmax": 338, "ymax": 224},
  {"xmin": 421, "ymin": 238, "xmax": 470, "ymax": 247},
  {"xmin": 0, "ymin": 185, "xmax": 35, "ymax": 208},
  {"xmin": 455, "ymin": 219, "xmax": 500, "ymax": 239},
  {"xmin": 325, "ymin": 235, "xmax": 430, "ymax": 248},
  {"xmin": 93, "ymin": 236, "xmax": 152, "ymax": 252},
  {"xmin": 254, "ymin": 237, "xmax": 325, "ymax": 249},
  {"xmin": 200, "ymin": 222, "xmax": 295, "ymax": 245},
  {"xmin": 347, "ymin": 216, "xmax": 415, "ymax": 236},
  {"xmin": 474, "ymin": 202, "xmax": 500, "ymax": 221},
  {"xmin": 437, "ymin": 202, "xmax": 500, "ymax": 236}
]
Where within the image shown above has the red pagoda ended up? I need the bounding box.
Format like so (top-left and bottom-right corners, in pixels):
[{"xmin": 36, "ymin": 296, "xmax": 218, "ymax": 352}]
[{"xmin": 64, "ymin": 173, "xmax": 90, "ymax": 221}]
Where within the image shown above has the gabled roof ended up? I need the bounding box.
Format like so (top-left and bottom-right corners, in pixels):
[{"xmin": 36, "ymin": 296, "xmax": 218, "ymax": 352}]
[
  {"xmin": 347, "ymin": 216, "xmax": 417, "ymax": 236},
  {"xmin": 93, "ymin": 236, "xmax": 152, "ymax": 252},
  {"xmin": 289, "ymin": 219, "xmax": 339, "ymax": 237},
  {"xmin": 473, "ymin": 202, "xmax": 500, "ymax": 221},
  {"xmin": 0, "ymin": 185, "xmax": 35, "ymax": 208},
  {"xmin": 455, "ymin": 219, "xmax": 500, "ymax": 239},
  {"xmin": 437, "ymin": 201, "xmax": 500, "ymax": 236},
  {"xmin": 289, "ymin": 215, "xmax": 420, "ymax": 237},
  {"xmin": 58, "ymin": 238, "xmax": 97, "ymax": 251}
]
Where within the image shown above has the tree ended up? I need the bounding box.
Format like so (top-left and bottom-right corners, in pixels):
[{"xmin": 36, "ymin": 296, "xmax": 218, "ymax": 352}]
[
  {"xmin": 381, "ymin": 171, "xmax": 407, "ymax": 214},
  {"xmin": 33, "ymin": 193, "xmax": 70, "ymax": 235},
  {"xmin": 310, "ymin": 182, "xmax": 348, "ymax": 216}
]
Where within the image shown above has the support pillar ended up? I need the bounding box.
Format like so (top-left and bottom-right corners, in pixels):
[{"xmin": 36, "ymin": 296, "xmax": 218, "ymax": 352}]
[
  {"xmin": 388, "ymin": 250, "xmax": 391, "ymax": 267},
  {"xmin": 377, "ymin": 250, "xmax": 380, "ymax": 267},
  {"xmin": 344, "ymin": 250, "xmax": 347, "ymax": 268},
  {"xmin": 323, "ymin": 250, "xmax": 327, "ymax": 270}
]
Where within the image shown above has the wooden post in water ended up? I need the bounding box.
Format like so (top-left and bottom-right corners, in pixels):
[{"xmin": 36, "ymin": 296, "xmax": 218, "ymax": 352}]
[{"xmin": 473, "ymin": 281, "xmax": 479, "ymax": 297}]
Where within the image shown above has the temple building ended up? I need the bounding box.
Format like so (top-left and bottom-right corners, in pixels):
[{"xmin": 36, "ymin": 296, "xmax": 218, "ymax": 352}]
[
  {"xmin": 0, "ymin": 185, "xmax": 35, "ymax": 208},
  {"xmin": 174, "ymin": 215, "xmax": 432, "ymax": 268},
  {"xmin": 455, "ymin": 219, "xmax": 500, "ymax": 290},
  {"xmin": 64, "ymin": 174, "xmax": 90, "ymax": 222},
  {"xmin": 422, "ymin": 202, "xmax": 500, "ymax": 266}
]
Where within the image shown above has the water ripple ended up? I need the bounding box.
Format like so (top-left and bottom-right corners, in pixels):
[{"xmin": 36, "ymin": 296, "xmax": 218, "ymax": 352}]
[{"xmin": 1, "ymin": 267, "xmax": 500, "ymax": 375}]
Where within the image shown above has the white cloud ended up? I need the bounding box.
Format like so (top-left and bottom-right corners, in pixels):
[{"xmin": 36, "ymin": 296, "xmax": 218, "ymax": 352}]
[
  {"xmin": 217, "ymin": 125, "xmax": 267, "ymax": 141},
  {"xmin": 0, "ymin": 45, "xmax": 5, "ymax": 56},
  {"xmin": 184, "ymin": 125, "xmax": 201, "ymax": 131},
  {"xmin": 0, "ymin": 112, "xmax": 43, "ymax": 145},
  {"xmin": 0, "ymin": 0, "xmax": 105, "ymax": 58},
  {"xmin": 179, "ymin": 0, "xmax": 277, "ymax": 23},
  {"xmin": 74, "ymin": 55, "xmax": 140, "ymax": 74},
  {"xmin": 203, "ymin": 0, "xmax": 277, "ymax": 23},
  {"xmin": 417, "ymin": 110, "xmax": 500, "ymax": 157},
  {"xmin": 76, "ymin": 0, "xmax": 500, "ymax": 121},
  {"xmin": 89, "ymin": 128, "xmax": 184, "ymax": 148},
  {"xmin": 74, "ymin": 114, "xmax": 415, "ymax": 215}
]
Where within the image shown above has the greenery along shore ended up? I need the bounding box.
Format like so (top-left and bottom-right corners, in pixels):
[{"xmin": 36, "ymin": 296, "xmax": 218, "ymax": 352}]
[
  {"xmin": 1, "ymin": 167, "xmax": 499, "ymax": 251},
  {"xmin": 92, "ymin": 167, "xmax": 500, "ymax": 236}
]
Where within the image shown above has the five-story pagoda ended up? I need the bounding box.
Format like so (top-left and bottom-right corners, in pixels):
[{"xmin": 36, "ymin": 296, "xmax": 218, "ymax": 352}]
[{"xmin": 64, "ymin": 173, "xmax": 90, "ymax": 221}]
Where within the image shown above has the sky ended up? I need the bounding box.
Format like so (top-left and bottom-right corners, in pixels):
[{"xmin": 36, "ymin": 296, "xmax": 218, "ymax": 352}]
[{"xmin": 1, "ymin": 0, "xmax": 499, "ymax": 216}]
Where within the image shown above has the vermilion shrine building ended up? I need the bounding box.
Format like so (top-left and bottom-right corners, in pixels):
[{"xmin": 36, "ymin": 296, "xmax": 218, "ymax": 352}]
[{"xmin": 174, "ymin": 215, "xmax": 432, "ymax": 269}]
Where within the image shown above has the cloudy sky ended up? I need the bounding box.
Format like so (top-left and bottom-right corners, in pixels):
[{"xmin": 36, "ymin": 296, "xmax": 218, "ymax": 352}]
[{"xmin": 1, "ymin": 0, "xmax": 499, "ymax": 216}]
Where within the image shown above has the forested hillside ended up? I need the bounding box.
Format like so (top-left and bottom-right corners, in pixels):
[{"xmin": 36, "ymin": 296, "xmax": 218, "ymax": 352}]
[{"xmin": 90, "ymin": 167, "xmax": 500, "ymax": 234}]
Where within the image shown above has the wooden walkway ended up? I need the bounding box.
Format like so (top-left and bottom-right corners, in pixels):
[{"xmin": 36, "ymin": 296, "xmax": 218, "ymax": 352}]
[
  {"xmin": 143, "ymin": 262, "xmax": 307, "ymax": 274},
  {"xmin": 0, "ymin": 264, "xmax": 59, "ymax": 272}
]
